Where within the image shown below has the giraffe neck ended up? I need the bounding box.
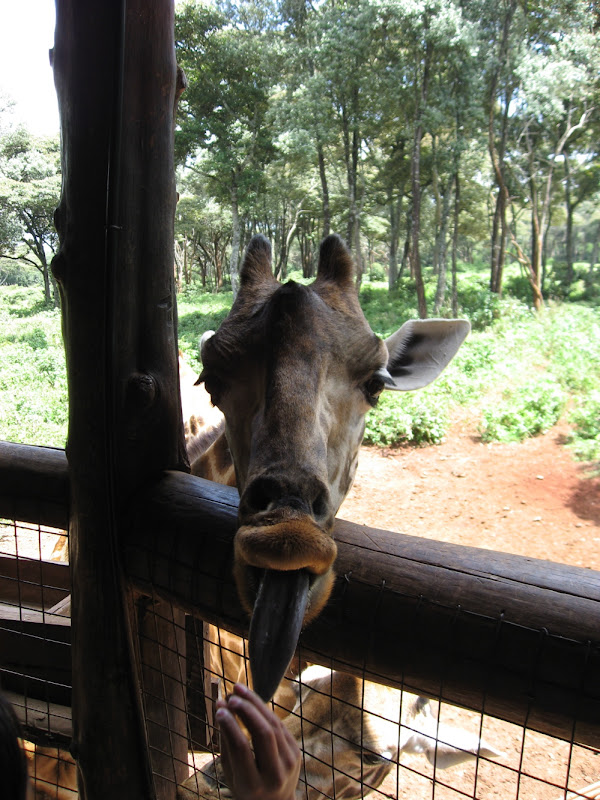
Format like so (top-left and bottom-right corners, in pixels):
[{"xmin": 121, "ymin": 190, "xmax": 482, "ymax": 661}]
[
  {"xmin": 180, "ymin": 351, "xmax": 236, "ymax": 487},
  {"xmin": 189, "ymin": 426, "xmax": 236, "ymax": 487}
]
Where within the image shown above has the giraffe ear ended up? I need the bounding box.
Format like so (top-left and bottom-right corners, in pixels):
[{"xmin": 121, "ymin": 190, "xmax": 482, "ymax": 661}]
[
  {"xmin": 199, "ymin": 330, "xmax": 214, "ymax": 361},
  {"xmin": 239, "ymin": 235, "xmax": 274, "ymax": 288},
  {"xmin": 316, "ymin": 234, "xmax": 355, "ymax": 285},
  {"xmin": 384, "ymin": 319, "xmax": 470, "ymax": 391}
]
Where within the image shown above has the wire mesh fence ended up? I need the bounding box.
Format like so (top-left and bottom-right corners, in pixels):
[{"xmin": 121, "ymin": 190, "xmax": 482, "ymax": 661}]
[
  {"xmin": 179, "ymin": 609, "xmax": 600, "ymax": 800},
  {"xmin": 0, "ymin": 515, "xmax": 73, "ymax": 798},
  {"xmin": 1, "ymin": 500, "xmax": 599, "ymax": 799}
]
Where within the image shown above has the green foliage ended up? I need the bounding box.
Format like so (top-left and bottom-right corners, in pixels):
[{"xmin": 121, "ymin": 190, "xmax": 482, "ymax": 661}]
[
  {"xmin": 357, "ymin": 295, "xmax": 600, "ymax": 451},
  {"xmin": 0, "ymin": 129, "xmax": 61, "ymax": 303},
  {"xmin": 536, "ymin": 304, "xmax": 600, "ymax": 393},
  {"xmin": 455, "ymin": 278, "xmax": 501, "ymax": 330},
  {"xmin": 568, "ymin": 391, "xmax": 600, "ymax": 462},
  {"xmin": 2, "ymin": 279, "xmax": 600, "ymax": 466},
  {"xmin": 0, "ymin": 286, "xmax": 67, "ymax": 447},
  {"xmin": 359, "ymin": 281, "xmax": 416, "ymax": 337},
  {"xmin": 175, "ymin": 2, "xmax": 277, "ymax": 185},
  {"xmin": 479, "ymin": 378, "xmax": 566, "ymax": 443},
  {"xmin": 177, "ymin": 288, "xmax": 233, "ymax": 362},
  {"xmin": 1, "ymin": 258, "xmax": 42, "ymax": 287},
  {"xmin": 363, "ymin": 390, "xmax": 449, "ymax": 447}
]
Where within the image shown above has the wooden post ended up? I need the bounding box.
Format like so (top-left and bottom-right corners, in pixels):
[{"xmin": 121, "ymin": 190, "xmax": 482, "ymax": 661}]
[{"xmin": 52, "ymin": 1, "xmax": 187, "ymax": 797}]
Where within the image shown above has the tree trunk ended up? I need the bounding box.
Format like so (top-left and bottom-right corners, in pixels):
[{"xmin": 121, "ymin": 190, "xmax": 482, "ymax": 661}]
[
  {"xmin": 431, "ymin": 135, "xmax": 441, "ymax": 277},
  {"xmin": 590, "ymin": 225, "xmax": 600, "ymax": 274},
  {"xmin": 522, "ymin": 101, "xmax": 590, "ymax": 310},
  {"xmin": 317, "ymin": 140, "xmax": 330, "ymax": 239},
  {"xmin": 400, "ymin": 207, "xmax": 411, "ymax": 280},
  {"xmin": 42, "ymin": 256, "xmax": 52, "ymax": 303},
  {"xmin": 341, "ymin": 90, "xmax": 363, "ymax": 283},
  {"xmin": 527, "ymin": 148, "xmax": 545, "ymax": 311},
  {"xmin": 564, "ymin": 150, "xmax": 575, "ymax": 286},
  {"xmin": 488, "ymin": 86, "xmax": 512, "ymax": 297},
  {"xmin": 433, "ymin": 178, "xmax": 452, "ymax": 315},
  {"xmin": 451, "ymin": 172, "xmax": 460, "ymax": 317},
  {"xmin": 487, "ymin": 0, "xmax": 517, "ymax": 295},
  {"xmin": 52, "ymin": 2, "xmax": 188, "ymax": 797},
  {"xmin": 388, "ymin": 192, "xmax": 403, "ymax": 291},
  {"xmin": 409, "ymin": 41, "xmax": 433, "ymax": 319},
  {"xmin": 229, "ymin": 176, "xmax": 241, "ymax": 296},
  {"xmin": 530, "ymin": 209, "xmax": 544, "ymax": 310}
]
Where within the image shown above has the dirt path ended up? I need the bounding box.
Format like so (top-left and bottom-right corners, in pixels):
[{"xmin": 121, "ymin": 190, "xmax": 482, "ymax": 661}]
[{"xmin": 341, "ymin": 420, "xmax": 600, "ymax": 571}]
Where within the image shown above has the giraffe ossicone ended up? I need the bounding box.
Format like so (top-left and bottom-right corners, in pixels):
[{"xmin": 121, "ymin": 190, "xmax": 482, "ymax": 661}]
[{"xmin": 196, "ymin": 233, "xmax": 470, "ymax": 700}]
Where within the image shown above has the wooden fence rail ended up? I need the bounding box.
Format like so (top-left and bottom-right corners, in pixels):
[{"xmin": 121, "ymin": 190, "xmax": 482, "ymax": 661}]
[{"xmin": 1, "ymin": 438, "xmax": 599, "ymax": 751}]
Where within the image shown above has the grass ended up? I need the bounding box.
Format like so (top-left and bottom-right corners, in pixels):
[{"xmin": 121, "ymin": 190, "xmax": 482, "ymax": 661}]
[
  {"xmin": 0, "ymin": 285, "xmax": 68, "ymax": 447},
  {"xmin": 2, "ymin": 278, "xmax": 600, "ymax": 465},
  {"xmin": 177, "ymin": 289, "xmax": 232, "ymax": 364}
]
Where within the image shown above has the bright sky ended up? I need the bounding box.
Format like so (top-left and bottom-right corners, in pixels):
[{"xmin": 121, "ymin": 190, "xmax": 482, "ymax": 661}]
[{"xmin": 0, "ymin": 1, "xmax": 59, "ymax": 136}]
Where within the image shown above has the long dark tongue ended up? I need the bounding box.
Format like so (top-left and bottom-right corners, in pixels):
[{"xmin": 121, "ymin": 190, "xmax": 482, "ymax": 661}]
[{"xmin": 248, "ymin": 568, "xmax": 310, "ymax": 702}]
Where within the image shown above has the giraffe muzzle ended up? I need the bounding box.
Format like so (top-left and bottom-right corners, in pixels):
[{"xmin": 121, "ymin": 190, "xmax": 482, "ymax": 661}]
[{"xmin": 235, "ymin": 513, "xmax": 338, "ymax": 574}]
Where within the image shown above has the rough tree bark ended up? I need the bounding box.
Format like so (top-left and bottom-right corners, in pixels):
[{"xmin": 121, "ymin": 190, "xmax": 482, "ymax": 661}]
[
  {"xmin": 317, "ymin": 140, "xmax": 331, "ymax": 239},
  {"xmin": 487, "ymin": 0, "xmax": 517, "ymax": 296},
  {"xmin": 52, "ymin": 1, "xmax": 188, "ymax": 797},
  {"xmin": 524, "ymin": 106, "xmax": 591, "ymax": 311},
  {"xmin": 409, "ymin": 40, "xmax": 433, "ymax": 319},
  {"xmin": 229, "ymin": 173, "xmax": 242, "ymax": 297}
]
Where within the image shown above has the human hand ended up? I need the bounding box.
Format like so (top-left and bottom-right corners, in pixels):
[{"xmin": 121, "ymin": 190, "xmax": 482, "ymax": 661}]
[{"xmin": 215, "ymin": 683, "xmax": 301, "ymax": 800}]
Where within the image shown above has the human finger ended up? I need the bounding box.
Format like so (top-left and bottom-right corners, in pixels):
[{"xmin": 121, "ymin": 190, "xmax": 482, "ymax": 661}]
[
  {"xmin": 226, "ymin": 692, "xmax": 284, "ymax": 779},
  {"xmin": 215, "ymin": 706, "xmax": 260, "ymax": 789},
  {"xmin": 231, "ymin": 684, "xmax": 300, "ymax": 765}
]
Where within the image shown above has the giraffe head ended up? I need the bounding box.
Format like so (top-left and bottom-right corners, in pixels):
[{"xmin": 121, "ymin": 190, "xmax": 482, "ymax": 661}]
[{"xmin": 198, "ymin": 233, "xmax": 469, "ymax": 700}]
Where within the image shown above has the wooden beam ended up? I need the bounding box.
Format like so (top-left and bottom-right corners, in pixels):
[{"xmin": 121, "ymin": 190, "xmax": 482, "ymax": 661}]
[
  {"xmin": 124, "ymin": 470, "xmax": 600, "ymax": 751},
  {"xmin": 0, "ymin": 617, "xmax": 71, "ymax": 708},
  {"xmin": 4, "ymin": 691, "xmax": 72, "ymax": 746},
  {"xmin": 0, "ymin": 441, "xmax": 69, "ymax": 530},
  {"xmin": 0, "ymin": 553, "xmax": 70, "ymax": 608},
  {"xmin": 2, "ymin": 445, "xmax": 600, "ymax": 749}
]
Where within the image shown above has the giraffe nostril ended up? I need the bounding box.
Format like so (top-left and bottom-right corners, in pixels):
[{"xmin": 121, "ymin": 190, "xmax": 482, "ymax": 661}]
[
  {"xmin": 244, "ymin": 477, "xmax": 279, "ymax": 515},
  {"xmin": 311, "ymin": 491, "xmax": 329, "ymax": 522},
  {"xmin": 242, "ymin": 475, "xmax": 330, "ymax": 523}
]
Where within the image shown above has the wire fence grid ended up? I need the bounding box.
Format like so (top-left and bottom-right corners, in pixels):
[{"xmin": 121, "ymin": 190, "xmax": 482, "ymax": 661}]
[{"xmin": 1, "ymin": 508, "xmax": 599, "ymax": 800}]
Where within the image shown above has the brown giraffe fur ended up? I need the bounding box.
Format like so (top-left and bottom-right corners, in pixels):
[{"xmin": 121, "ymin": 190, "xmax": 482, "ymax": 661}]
[
  {"xmin": 27, "ymin": 235, "xmax": 495, "ymax": 798},
  {"xmin": 191, "ymin": 233, "xmax": 471, "ymax": 689},
  {"xmin": 178, "ymin": 235, "xmax": 501, "ymax": 798}
]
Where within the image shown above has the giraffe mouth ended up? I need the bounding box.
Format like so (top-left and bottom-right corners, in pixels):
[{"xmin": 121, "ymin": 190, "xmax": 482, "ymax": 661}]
[
  {"xmin": 233, "ymin": 516, "xmax": 337, "ymax": 700},
  {"xmin": 248, "ymin": 568, "xmax": 310, "ymax": 702}
]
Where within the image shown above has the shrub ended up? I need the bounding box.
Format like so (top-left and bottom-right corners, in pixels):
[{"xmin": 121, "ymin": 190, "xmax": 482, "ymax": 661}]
[
  {"xmin": 503, "ymin": 274, "xmax": 535, "ymax": 305},
  {"xmin": 568, "ymin": 391, "xmax": 600, "ymax": 462},
  {"xmin": 456, "ymin": 283, "xmax": 502, "ymax": 330},
  {"xmin": 540, "ymin": 305, "xmax": 600, "ymax": 393},
  {"xmin": 359, "ymin": 281, "xmax": 416, "ymax": 338},
  {"xmin": 479, "ymin": 378, "xmax": 566, "ymax": 443},
  {"xmin": 363, "ymin": 391, "xmax": 449, "ymax": 447}
]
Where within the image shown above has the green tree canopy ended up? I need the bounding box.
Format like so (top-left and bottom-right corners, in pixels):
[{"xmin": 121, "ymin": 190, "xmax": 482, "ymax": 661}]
[{"xmin": 0, "ymin": 128, "xmax": 61, "ymax": 303}]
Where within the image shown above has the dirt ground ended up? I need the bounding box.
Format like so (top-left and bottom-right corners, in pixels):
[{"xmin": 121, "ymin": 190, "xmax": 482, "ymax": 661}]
[
  {"xmin": 341, "ymin": 419, "xmax": 600, "ymax": 571},
  {"xmin": 339, "ymin": 419, "xmax": 600, "ymax": 800}
]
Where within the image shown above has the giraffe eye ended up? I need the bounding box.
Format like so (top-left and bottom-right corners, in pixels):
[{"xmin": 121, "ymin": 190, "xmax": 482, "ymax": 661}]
[
  {"xmin": 199, "ymin": 371, "xmax": 226, "ymax": 406},
  {"xmin": 364, "ymin": 376, "xmax": 385, "ymax": 406}
]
